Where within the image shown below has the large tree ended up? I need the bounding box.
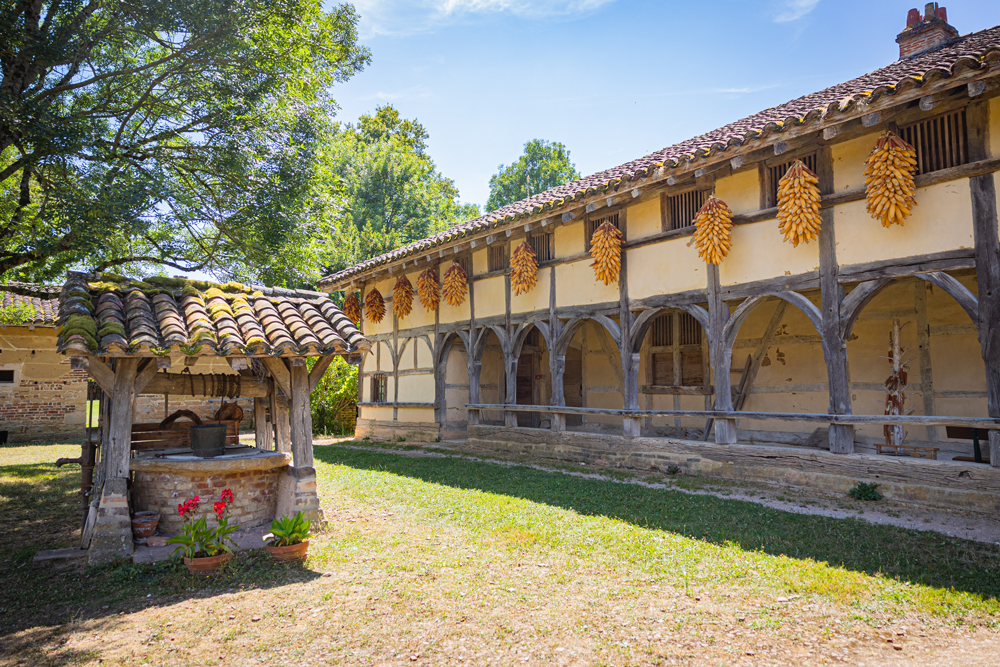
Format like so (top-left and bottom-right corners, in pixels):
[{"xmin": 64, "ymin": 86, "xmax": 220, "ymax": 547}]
[
  {"xmin": 321, "ymin": 105, "xmax": 479, "ymax": 273},
  {"xmin": 0, "ymin": 0, "xmax": 370, "ymax": 282},
  {"xmin": 485, "ymin": 139, "xmax": 580, "ymax": 212}
]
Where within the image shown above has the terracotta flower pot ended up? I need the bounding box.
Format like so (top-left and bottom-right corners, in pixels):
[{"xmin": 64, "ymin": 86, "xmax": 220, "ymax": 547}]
[
  {"xmin": 266, "ymin": 540, "xmax": 309, "ymax": 564},
  {"xmin": 183, "ymin": 552, "xmax": 232, "ymax": 575},
  {"xmin": 131, "ymin": 511, "xmax": 160, "ymax": 539}
]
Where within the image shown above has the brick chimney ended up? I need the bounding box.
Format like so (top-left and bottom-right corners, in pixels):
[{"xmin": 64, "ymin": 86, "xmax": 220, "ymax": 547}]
[{"xmin": 896, "ymin": 4, "xmax": 958, "ymax": 59}]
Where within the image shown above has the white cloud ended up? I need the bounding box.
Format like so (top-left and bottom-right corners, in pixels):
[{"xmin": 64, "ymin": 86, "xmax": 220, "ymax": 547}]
[
  {"xmin": 773, "ymin": 0, "xmax": 819, "ymax": 23},
  {"xmin": 353, "ymin": 0, "xmax": 617, "ymax": 37}
]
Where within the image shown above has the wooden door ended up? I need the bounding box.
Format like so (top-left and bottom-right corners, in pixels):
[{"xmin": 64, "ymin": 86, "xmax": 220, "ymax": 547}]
[{"xmin": 564, "ymin": 346, "xmax": 583, "ymax": 426}]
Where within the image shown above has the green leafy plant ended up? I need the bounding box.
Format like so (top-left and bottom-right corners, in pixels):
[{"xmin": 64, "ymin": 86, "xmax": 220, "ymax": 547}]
[
  {"xmin": 849, "ymin": 482, "xmax": 884, "ymax": 502},
  {"xmin": 308, "ymin": 355, "xmax": 358, "ymax": 435},
  {"xmin": 167, "ymin": 489, "xmax": 239, "ymax": 559},
  {"xmin": 0, "ymin": 303, "xmax": 36, "ymax": 325},
  {"xmin": 266, "ymin": 512, "xmax": 313, "ymax": 547}
]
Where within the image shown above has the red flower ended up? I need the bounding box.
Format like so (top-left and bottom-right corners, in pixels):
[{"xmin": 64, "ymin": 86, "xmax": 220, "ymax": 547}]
[
  {"xmin": 220, "ymin": 488, "xmax": 234, "ymax": 505},
  {"xmin": 213, "ymin": 501, "xmax": 226, "ymax": 519},
  {"xmin": 177, "ymin": 496, "xmax": 202, "ymax": 518}
]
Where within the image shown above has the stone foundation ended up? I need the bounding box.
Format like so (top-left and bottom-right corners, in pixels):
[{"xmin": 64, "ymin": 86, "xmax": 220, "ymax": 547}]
[
  {"xmin": 131, "ymin": 451, "xmax": 290, "ymax": 534},
  {"xmin": 88, "ymin": 477, "xmax": 133, "ymax": 565},
  {"xmin": 467, "ymin": 425, "xmax": 1000, "ymax": 514},
  {"xmin": 355, "ymin": 418, "xmax": 440, "ymax": 442}
]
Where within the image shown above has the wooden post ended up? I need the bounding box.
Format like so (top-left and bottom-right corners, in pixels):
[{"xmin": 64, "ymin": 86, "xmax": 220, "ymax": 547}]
[
  {"xmin": 548, "ymin": 265, "xmax": 565, "ymax": 432},
  {"xmin": 619, "ymin": 213, "xmax": 641, "ymax": 438},
  {"xmin": 504, "ymin": 355, "xmax": 518, "ymax": 428},
  {"xmin": 967, "ymin": 100, "xmax": 1000, "ymax": 466},
  {"xmin": 270, "ymin": 391, "xmax": 291, "ymax": 453},
  {"xmin": 253, "ymin": 398, "xmax": 272, "ymax": 450},
  {"xmin": 467, "ymin": 331, "xmax": 481, "ymax": 427},
  {"xmin": 288, "ymin": 360, "xmax": 313, "ymax": 468},
  {"xmin": 816, "ymin": 145, "xmax": 855, "ymax": 454},
  {"xmin": 707, "ymin": 264, "xmax": 737, "ymax": 443},
  {"xmin": 88, "ymin": 357, "xmax": 138, "ymax": 564},
  {"xmin": 914, "ymin": 281, "xmax": 938, "ymax": 442}
]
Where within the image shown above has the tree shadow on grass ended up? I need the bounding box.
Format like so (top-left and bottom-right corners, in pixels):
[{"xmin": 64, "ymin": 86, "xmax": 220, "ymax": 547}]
[{"xmin": 315, "ymin": 445, "xmax": 1000, "ymax": 601}]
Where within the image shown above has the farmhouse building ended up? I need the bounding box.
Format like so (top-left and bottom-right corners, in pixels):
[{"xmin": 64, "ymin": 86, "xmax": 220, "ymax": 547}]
[{"xmin": 320, "ymin": 7, "xmax": 1000, "ymax": 509}]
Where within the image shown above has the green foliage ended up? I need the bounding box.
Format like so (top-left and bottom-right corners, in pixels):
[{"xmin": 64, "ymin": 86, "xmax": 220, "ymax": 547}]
[
  {"xmin": 308, "ymin": 355, "xmax": 358, "ymax": 435},
  {"xmin": 486, "ymin": 139, "xmax": 581, "ymax": 212},
  {"xmin": 849, "ymin": 482, "xmax": 884, "ymax": 501},
  {"xmin": 1, "ymin": 1, "xmax": 370, "ymax": 284},
  {"xmin": 267, "ymin": 512, "xmax": 313, "ymax": 547},
  {"xmin": 97, "ymin": 321, "xmax": 126, "ymax": 338},
  {"xmin": 320, "ymin": 105, "xmax": 479, "ymax": 274},
  {"xmin": 0, "ymin": 302, "xmax": 36, "ymax": 325}
]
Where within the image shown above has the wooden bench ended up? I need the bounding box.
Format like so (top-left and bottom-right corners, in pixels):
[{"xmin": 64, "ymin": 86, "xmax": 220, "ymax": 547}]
[
  {"xmin": 874, "ymin": 443, "xmax": 939, "ymax": 460},
  {"xmin": 130, "ymin": 420, "xmax": 240, "ymax": 451}
]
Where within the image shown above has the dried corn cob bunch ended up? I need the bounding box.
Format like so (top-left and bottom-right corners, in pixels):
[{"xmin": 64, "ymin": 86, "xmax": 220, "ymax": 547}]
[
  {"xmin": 776, "ymin": 159, "xmax": 822, "ymax": 247},
  {"xmin": 365, "ymin": 288, "xmax": 385, "ymax": 324},
  {"xmin": 442, "ymin": 263, "xmax": 468, "ymax": 307},
  {"xmin": 864, "ymin": 131, "xmax": 917, "ymax": 227},
  {"xmin": 393, "ymin": 276, "xmax": 413, "ymax": 320},
  {"xmin": 342, "ymin": 292, "xmax": 361, "ymax": 323},
  {"xmin": 416, "ymin": 269, "xmax": 440, "ymax": 311},
  {"xmin": 510, "ymin": 242, "xmax": 538, "ymax": 295},
  {"xmin": 692, "ymin": 195, "xmax": 734, "ymax": 264},
  {"xmin": 590, "ymin": 221, "xmax": 622, "ymax": 285}
]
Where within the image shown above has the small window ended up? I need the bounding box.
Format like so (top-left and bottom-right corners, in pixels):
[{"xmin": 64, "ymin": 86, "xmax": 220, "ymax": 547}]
[
  {"xmin": 650, "ymin": 314, "xmax": 673, "ymax": 347},
  {"xmin": 899, "ymin": 108, "xmax": 968, "ymax": 175},
  {"xmin": 664, "ymin": 190, "xmax": 708, "ymax": 231},
  {"xmin": 0, "ymin": 370, "xmax": 14, "ymax": 384},
  {"xmin": 370, "ymin": 374, "xmax": 387, "ymax": 403},
  {"xmin": 586, "ymin": 210, "xmax": 620, "ymax": 250},
  {"xmin": 528, "ymin": 232, "xmax": 554, "ymax": 263},
  {"xmin": 455, "ymin": 255, "xmax": 472, "ymax": 278},
  {"xmin": 679, "ymin": 312, "xmax": 701, "ymax": 346},
  {"xmin": 487, "ymin": 245, "xmax": 506, "ymax": 272},
  {"xmin": 766, "ymin": 152, "xmax": 817, "ymax": 208}
]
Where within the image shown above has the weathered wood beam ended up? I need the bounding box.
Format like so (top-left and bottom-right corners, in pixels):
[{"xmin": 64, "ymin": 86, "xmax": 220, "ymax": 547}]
[
  {"xmin": 134, "ymin": 359, "xmax": 158, "ymax": 395},
  {"xmin": 288, "ymin": 362, "xmax": 314, "ymax": 468},
  {"xmin": 84, "ymin": 355, "xmax": 115, "ymax": 395},
  {"xmin": 140, "ymin": 372, "xmax": 270, "ymax": 397},
  {"xmin": 260, "ymin": 357, "xmax": 292, "ymax": 397},
  {"xmin": 308, "ymin": 355, "xmax": 334, "ymax": 393}
]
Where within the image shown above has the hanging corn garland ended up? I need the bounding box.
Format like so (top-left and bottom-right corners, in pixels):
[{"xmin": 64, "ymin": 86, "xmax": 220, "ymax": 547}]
[
  {"xmin": 864, "ymin": 130, "xmax": 917, "ymax": 227},
  {"xmin": 510, "ymin": 242, "xmax": 538, "ymax": 295},
  {"xmin": 393, "ymin": 276, "xmax": 413, "ymax": 320},
  {"xmin": 342, "ymin": 292, "xmax": 362, "ymax": 323},
  {"xmin": 441, "ymin": 263, "xmax": 468, "ymax": 307},
  {"xmin": 589, "ymin": 221, "xmax": 622, "ymax": 285},
  {"xmin": 776, "ymin": 159, "xmax": 823, "ymax": 247},
  {"xmin": 416, "ymin": 268, "xmax": 440, "ymax": 311},
  {"xmin": 364, "ymin": 288, "xmax": 385, "ymax": 324},
  {"xmin": 692, "ymin": 195, "xmax": 734, "ymax": 265}
]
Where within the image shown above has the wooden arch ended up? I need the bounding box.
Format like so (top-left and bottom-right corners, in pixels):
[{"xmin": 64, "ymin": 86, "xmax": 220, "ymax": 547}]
[
  {"xmin": 724, "ymin": 292, "xmax": 826, "ymax": 355},
  {"xmin": 511, "ymin": 321, "xmax": 552, "ymax": 360},
  {"xmin": 628, "ymin": 304, "xmax": 711, "ymax": 354},
  {"xmin": 553, "ymin": 316, "xmax": 621, "ymax": 357}
]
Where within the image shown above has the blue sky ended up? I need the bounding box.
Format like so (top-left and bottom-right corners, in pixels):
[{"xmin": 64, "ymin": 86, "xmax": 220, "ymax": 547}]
[{"xmin": 329, "ymin": 0, "xmax": 999, "ymax": 208}]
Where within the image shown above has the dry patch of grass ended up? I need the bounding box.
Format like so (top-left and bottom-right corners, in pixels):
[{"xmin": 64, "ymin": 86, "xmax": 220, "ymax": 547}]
[{"xmin": 1, "ymin": 441, "xmax": 999, "ymax": 666}]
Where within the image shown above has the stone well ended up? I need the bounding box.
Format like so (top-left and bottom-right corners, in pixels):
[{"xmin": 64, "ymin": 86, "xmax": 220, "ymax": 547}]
[{"xmin": 131, "ymin": 448, "xmax": 291, "ymax": 534}]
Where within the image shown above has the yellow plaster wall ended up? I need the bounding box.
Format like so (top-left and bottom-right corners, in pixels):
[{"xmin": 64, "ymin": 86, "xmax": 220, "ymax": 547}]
[
  {"xmin": 714, "ymin": 168, "xmax": 760, "ymax": 215},
  {"xmin": 834, "ymin": 179, "xmax": 974, "ymax": 267},
  {"xmin": 361, "ymin": 407, "xmax": 394, "ymax": 422},
  {"xmin": 625, "ymin": 198, "xmax": 662, "ymax": 240},
  {"xmin": 832, "ymin": 133, "xmax": 876, "ymax": 192},
  {"xmin": 627, "ymin": 238, "xmax": 706, "ymax": 298},
  {"xmin": 720, "ymin": 219, "xmax": 820, "ymax": 286},
  {"xmin": 397, "ymin": 407, "xmax": 434, "ymax": 423},
  {"xmin": 474, "ymin": 276, "xmax": 506, "ymax": 318},
  {"xmin": 511, "ymin": 267, "xmax": 550, "ymax": 314},
  {"xmin": 397, "ymin": 374, "xmax": 434, "ymax": 398},
  {"xmin": 397, "ymin": 340, "xmax": 415, "ymax": 371},
  {"xmin": 555, "ymin": 221, "xmax": 584, "ymax": 258},
  {"xmin": 397, "ymin": 271, "xmax": 435, "ymax": 329},
  {"xmin": 362, "ymin": 278, "xmax": 394, "ymax": 336},
  {"xmin": 417, "ymin": 338, "xmax": 434, "ymax": 368},
  {"xmin": 472, "ymin": 249, "xmax": 487, "ymax": 275},
  {"xmin": 363, "ymin": 351, "xmax": 378, "ymax": 374},
  {"xmin": 438, "ymin": 284, "xmax": 471, "ymax": 324},
  {"xmin": 444, "ymin": 345, "xmax": 469, "ymax": 423},
  {"xmin": 556, "ymin": 260, "xmax": 619, "ymax": 306}
]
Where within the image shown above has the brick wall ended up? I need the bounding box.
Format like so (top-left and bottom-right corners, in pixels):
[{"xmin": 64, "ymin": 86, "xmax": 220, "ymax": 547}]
[
  {"xmin": 0, "ymin": 328, "xmax": 87, "ymax": 443},
  {"xmin": 133, "ymin": 468, "xmax": 281, "ymax": 534},
  {"xmin": 134, "ymin": 395, "xmax": 253, "ymax": 429}
]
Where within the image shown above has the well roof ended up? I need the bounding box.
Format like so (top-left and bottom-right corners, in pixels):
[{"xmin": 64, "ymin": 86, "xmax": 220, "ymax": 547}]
[
  {"xmin": 319, "ymin": 22, "xmax": 1000, "ymax": 288},
  {"xmin": 57, "ymin": 272, "xmax": 367, "ymax": 358},
  {"xmin": 1, "ymin": 283, "xmax": 61, "ymax": 326}
]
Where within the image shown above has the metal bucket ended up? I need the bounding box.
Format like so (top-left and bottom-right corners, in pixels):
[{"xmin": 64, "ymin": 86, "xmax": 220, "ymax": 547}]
[{"xmin": 190, "ymin": 424, "xmax": 228, "ymax": 458}]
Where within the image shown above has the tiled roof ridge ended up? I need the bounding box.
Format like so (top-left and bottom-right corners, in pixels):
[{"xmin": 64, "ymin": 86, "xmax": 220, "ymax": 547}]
[
  {"xmin": 319, "ymin": 22, "xmax": 1000, "ymax": 287},
  {"xmin": 0, "ymin": 281, "xmax": 64, "ymax": 298},
  {"xmin": 56, "ymin": 272, "xmax": 368, "ymax": 357},
  {"xmin": 0, "ymin": 284, "xmax": 60, "ymax": 326}
]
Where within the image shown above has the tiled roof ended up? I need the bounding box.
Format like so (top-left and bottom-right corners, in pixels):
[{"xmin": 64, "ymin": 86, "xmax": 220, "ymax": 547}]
[
  {"xmin": 0, "ymin": 283, "xmax": 61, "ymax": 326},
  {"xmin": 319, "ymin": 23, "xmax": 1000, "ymax": 288},
  {"xmin": 57, "ymin": 272, "xmax": 368, "ymax": 357}
]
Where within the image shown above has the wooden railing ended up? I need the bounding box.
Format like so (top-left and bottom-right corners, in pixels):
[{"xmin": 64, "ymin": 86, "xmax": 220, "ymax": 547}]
[{"xmin": 465, "ymin": 403, "xmax": 1000, "ymax": 430}]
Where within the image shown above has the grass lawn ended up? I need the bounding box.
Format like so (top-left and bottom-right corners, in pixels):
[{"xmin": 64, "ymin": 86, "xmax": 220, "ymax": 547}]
[{"xmin": 1, "ymin": 440, "xmax": 998, "ymax": 666}]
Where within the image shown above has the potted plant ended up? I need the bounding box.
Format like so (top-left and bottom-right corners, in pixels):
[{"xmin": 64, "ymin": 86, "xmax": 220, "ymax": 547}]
[
  {"xmin": 265, "ymin": 512, "xmax": 313, "ymax": 563},
  {"xmin": 168, "ymin": 489, "xmax": 239, "ymax": 574}
]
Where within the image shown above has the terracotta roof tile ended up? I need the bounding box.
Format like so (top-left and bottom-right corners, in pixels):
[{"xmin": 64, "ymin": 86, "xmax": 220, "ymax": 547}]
[
  {"xmin": 0, "ymin": 283, "xmax": 60, "ymax": 326},
  {"xmin": 56, "ymin": 272, "xmax": 368, "ymax": 357},
  {"xmin": 319, "ymin": 23, "xmax": 1000, "ymax": 287}
]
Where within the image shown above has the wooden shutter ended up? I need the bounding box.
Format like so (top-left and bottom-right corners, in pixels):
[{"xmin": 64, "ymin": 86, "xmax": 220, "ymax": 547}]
[
  {"xmin": 680, "ymin": 350, "xmax": 704, "ymax": 386},
  {"xmin": 899, "ymin": 108, "xmax": 969, "ymax": 175},
  {"xmin": 664, "ymin": 190, "xmax": 708, "ymax": 231}
]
